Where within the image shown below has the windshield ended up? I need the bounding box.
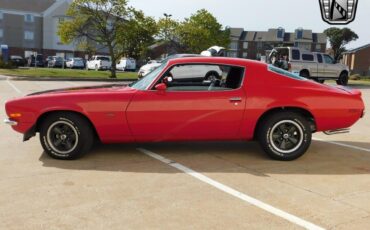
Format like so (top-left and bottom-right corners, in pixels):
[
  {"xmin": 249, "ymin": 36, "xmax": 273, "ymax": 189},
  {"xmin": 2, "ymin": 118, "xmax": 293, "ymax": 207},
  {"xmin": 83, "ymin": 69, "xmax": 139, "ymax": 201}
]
[
  {"xmin": 268, "ymin": 65, "xmax": 306, "ymax": 80},
  {"xmin": 130, "ymin": 62, "xmax": 167, "ymax": 90},
  {"xmin": 97, "ymin": 57, "xmax": 110, "ymax": 61}
]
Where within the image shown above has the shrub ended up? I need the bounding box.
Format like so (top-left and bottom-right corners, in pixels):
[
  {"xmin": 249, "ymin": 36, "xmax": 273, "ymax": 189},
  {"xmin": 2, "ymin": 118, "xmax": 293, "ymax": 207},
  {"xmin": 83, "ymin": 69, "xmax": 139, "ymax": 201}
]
[
  {"xmin": 349, "ymin": 74, "xmax": 361, "ymax": 80},
  {"xmin": 0, "ymin": 60, "xmax": 16, "ymax": 69}
]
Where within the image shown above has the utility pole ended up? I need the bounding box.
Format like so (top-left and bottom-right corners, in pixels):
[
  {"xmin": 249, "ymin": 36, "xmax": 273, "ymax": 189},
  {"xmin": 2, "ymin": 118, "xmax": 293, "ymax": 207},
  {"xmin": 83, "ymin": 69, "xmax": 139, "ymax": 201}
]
[{"xmin": 163, "ymin": 13, "xmax": 172, "ymax": 58}]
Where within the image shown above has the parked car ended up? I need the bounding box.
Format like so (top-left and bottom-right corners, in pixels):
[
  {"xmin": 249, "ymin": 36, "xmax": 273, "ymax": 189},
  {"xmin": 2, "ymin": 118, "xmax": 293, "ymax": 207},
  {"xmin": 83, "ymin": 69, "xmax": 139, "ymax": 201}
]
[
  {"xmin": 116, "ymin": 57, "xmax": 136, "ymax": 71},
  {"xmin": 138, "ymin": 54, "xmax": 201, "ymax": 78},
  {"xmin": 138, "ymin": 60, "xmax": 162, "ymax": 78},
  {"xmin": 27, "ymin": 54, "xmax": 45, "ymax": 67},
  {"xmin": 9, "ymin": 56, "xmax": 26, "ymax": 67},
  {"xmin": 267, "ymin": 47, "xmax": 349, "ymax": 85},
  {"xmin": 44, "ymin": 56, "xmax": 54, "ymax": 67},
  {"xmin": 4, "ymin": 57, "xmax": 365, "ymax": 161},
  {"xmin": 87, "ymin": 55, "xmax": 111, "ymax": 70},
  {"xmin": 66, "ymin": 57, "xmax": 85, "ymax": 69},
  {"xmin": 47, "ymin": 56, "xmax": 64, "ymax": 68}
]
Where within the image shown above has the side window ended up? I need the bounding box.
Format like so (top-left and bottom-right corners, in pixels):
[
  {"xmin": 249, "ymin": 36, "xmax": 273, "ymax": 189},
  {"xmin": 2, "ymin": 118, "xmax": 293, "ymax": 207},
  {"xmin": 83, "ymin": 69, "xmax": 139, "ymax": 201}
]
[
  {"xmin": 157, "ymin": 64, "xmax": 244, "ymax": 91},
  {"xmin": 317, "ymin": 54, "xmax": 323, "ymax": 63},
  {"xmin": 302, "ymin": 54, "xmax": 314, "ymax": 61},
  {"xmin": 291, "ymin": 49, "xmax": 300, "ymax": 60},
  {"xmin": 323, "ymin": 55, "xmax": 334, "ymax": 64}
]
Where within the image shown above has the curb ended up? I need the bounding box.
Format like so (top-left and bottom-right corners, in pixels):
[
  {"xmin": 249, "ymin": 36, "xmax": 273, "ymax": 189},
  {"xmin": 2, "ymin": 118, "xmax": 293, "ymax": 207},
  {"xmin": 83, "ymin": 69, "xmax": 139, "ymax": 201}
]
[{"xmin": 6, "ymin": 75, "xmax": 136, "ymax": 82}]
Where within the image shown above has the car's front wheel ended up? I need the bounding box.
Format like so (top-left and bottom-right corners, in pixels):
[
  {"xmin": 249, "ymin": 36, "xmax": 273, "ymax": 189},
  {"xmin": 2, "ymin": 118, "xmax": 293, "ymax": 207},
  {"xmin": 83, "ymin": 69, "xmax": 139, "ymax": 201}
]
[
  {"xmin": 39, "ymin": 113, "xmax": 94, "ymax": 160},
  {"xmin": 257, "ymin": 112, "xmax": 312, "ymax": 161}
]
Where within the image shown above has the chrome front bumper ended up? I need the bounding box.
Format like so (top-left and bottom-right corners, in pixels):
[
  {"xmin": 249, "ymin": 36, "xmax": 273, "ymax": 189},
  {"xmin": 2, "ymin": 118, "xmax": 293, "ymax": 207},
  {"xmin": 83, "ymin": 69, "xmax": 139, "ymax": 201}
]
[{"xmin": 4, "ymin": 118, "xmax": 18, "ymax": 126}]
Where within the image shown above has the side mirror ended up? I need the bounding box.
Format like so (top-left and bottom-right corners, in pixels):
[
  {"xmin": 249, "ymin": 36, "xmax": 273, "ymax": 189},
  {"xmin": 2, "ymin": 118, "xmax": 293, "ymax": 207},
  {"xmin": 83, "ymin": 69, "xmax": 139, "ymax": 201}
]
[{"xmin": 155, "ymin": 83, "xmax": 167, "ymax": 91}]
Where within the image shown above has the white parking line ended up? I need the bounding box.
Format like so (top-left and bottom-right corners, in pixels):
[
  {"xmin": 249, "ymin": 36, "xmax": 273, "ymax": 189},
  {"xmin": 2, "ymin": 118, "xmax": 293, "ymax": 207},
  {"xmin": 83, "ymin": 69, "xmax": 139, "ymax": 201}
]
[
  {"xmin": 6, "ymin": 79, "xmax": 22, "ymax": 94},
  {"xmin": 137, "ymin": 148, "xmax": 325, "ymax": 230},
  {"xmin": 314, "ymin": 138, "xmax": 370, "ymax": 153}
]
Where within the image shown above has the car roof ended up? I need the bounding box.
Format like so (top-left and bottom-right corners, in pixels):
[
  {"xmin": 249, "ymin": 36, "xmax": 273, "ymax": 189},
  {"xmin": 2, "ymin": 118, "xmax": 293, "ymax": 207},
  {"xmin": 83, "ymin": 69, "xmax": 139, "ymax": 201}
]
[{"xmin": 167, "ymin": 56, "xmax": 267, "ymax": 68}]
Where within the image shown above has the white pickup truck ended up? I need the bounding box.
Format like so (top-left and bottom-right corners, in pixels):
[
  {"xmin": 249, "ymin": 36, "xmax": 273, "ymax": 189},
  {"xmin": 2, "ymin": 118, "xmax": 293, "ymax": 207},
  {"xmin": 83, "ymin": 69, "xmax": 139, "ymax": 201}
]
[
  {"xmin": 267, "ymin": 47, "xmax": 349, "ymax": 85},
  {"xmin": 86, "ymin": 55, "xmax": 111, "ymax": 71}
]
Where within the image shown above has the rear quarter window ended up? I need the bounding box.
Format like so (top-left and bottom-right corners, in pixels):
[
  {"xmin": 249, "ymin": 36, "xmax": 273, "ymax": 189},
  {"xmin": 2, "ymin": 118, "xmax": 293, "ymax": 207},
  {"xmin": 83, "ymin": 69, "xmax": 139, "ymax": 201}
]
[
  {"xmin": 302, "ymin": 54, "xmax": 314, "ymax": 61},
  {"xmin": 291, "ymin": 50, "xmax": 300, "ymax": 60}
]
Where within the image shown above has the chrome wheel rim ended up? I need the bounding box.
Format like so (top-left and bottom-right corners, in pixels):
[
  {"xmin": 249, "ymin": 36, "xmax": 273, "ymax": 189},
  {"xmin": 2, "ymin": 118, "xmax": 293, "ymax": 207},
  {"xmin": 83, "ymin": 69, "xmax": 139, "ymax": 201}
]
[
  {"xmin": 269, "ymin": 120, "xmax": 304, "ymax": 154},
  {"xmin": 47, "ymin": 121, "xmax": 78, "ymax": 155}
]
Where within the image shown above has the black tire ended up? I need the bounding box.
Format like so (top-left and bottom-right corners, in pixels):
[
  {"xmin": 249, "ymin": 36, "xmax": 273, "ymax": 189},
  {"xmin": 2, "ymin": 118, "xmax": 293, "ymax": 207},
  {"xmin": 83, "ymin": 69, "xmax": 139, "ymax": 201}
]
[
  {"xmin": 299, "ymin": 70, "xmax": 310, "ymax": 79},
  {"xmin": 204, "ymin": 71, "xmax": 220, "ymax": 81},
  {"xmin": 336, "ymin": 72, "xmax": 349, "ymax": 86},
  {"xmin": 257, "ymin": 112, "xmax": 312, "ymax": 161},
  {"xmin": 39, "ymin": 113, "xmax": 94, "ymax": 160}
]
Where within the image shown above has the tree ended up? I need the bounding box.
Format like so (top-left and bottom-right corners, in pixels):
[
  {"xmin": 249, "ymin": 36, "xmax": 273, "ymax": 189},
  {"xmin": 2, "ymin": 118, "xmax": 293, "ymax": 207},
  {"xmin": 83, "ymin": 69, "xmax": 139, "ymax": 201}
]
[
  {"xmin": 177, "ymin": 9, "xmax": 230, "ymax": 53},
  {"xmin": 115, "ymin": 9, "xmax": 158, "ymax": 60},
  {"xmin": 58, "ymin": 0, "xmax": 157, "ymax": 78},
  {"xmin": 324, "ymin": 27, "xmax": 359, "ymax": 62},
  {"xmin": 157, "ymin": 16, "xmax": 179, "ymax": 42}
]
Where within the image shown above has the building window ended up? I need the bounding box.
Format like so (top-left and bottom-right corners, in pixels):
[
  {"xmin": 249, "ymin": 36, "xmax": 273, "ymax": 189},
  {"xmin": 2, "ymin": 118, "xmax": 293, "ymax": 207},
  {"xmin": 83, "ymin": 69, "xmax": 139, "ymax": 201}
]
[
  {"xmin": 24, "ymin": 31, "xmax": 34, "ymax": 40},
  {"xmin": 296, "ymin": 29, "xmax": 303, "ymax": 39},
  {"xmin": 295, "ymin": 42, "xmax": 311, "ymax": 51},
  {"xmin": 277, "ymin": 27, "xmax": 285, "ymax": 39},
  {"xmin": 242, "ymin": 52, "xmax": 248, "ymax": 58},
  {"xmin": 257, "ymin": 41, "xmax": 263, "ymax": 50},
  {"xmin": 243, "ymin": 42, "xmax": 248, "ymax": 49},
  {"xmin": 229, "ymin": 41, "xmax": 238, "ymax": 50},
  {"xmin": 24, "ymin": 14, "xmax": 34, "ymax": 23},
  {"xmin": 58, "ymin": 17, "xmax": 65, "ymax": 23},
  {"xmin": 0, "ymin": 29, "xmax": 3, "ymax": 38},
  {"xmin": 227, "ymin": 51, "xmax": 238, "ymax": 57},
  {"xmin": 315, "ymin": 44, "xmax": 322, "ymax": 51}
]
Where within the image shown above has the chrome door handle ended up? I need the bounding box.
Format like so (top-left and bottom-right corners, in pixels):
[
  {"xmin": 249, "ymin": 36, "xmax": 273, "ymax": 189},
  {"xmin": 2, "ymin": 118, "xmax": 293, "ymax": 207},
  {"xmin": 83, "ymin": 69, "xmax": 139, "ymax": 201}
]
[{"xmin": 229, "ymin": 97, "xmax": 242, "ymax": 102}]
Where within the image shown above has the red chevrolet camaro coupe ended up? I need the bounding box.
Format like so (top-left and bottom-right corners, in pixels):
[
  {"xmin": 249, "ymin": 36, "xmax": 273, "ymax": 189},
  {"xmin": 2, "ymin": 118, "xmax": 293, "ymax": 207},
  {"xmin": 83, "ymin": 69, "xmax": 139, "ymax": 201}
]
[{"xmin": 4, "ymin": 57, "xmax": 365, "ymax": 161}]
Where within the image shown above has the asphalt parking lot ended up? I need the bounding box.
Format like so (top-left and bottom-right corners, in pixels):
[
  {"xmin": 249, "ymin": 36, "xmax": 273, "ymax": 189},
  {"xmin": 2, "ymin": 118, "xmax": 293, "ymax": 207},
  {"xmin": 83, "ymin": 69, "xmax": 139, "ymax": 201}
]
[{"xmin": 1, "ymin": 76, "xmax": 370, "ymax": 229}]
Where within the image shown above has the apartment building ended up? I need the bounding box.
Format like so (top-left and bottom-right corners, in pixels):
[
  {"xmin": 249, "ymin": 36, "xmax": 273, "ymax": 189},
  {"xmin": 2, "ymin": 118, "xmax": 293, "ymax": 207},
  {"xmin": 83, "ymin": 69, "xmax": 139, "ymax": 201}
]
[
  {"xmin": 227, "ymin": 27, "xmax": 327, "ymax": 60},
  {"xmin": 342, "ymin": 44, "xmax": 370, "ymax": 76},
  {"xmin": 0, "ymin": 0, "xmax": 107, "ymax": 59}
]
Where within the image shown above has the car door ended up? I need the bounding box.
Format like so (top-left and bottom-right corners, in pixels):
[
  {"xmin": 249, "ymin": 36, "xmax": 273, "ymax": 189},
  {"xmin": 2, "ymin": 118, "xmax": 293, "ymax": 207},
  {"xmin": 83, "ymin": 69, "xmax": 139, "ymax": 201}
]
[
  {"xmin": 316, "ymin": 53, "xmax": 325, "ymax": 77},
  {"xmin": 126, "ymin": 64, "xmax": 246, "ymax": 142},
  {"xmin": 323, "ymin": 54, "xmax": 338, "ymax": 78}
]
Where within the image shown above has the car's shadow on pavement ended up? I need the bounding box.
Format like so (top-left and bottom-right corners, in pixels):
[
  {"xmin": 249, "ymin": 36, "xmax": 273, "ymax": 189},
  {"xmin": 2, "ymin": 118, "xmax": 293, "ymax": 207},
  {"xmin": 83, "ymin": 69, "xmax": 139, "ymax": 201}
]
[{"xmin": 39, "ymin": 140, "xmax": 370, "ymax": 177}]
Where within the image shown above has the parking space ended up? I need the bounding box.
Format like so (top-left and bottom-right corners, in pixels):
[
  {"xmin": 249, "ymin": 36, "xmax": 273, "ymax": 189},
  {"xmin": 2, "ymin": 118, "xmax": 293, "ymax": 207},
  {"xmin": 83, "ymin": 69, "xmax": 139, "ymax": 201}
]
[{"xmin": 1, "ymin": 78, "xmax": 370, "ymax": 229}]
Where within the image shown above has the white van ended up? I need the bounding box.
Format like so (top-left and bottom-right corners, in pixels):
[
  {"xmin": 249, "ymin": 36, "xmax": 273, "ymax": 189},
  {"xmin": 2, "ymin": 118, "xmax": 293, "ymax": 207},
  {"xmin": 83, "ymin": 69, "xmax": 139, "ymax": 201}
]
[
  {"xmin": 116, "ymin": 58, "xmax": 136, "ymax": 71},
  {"xmin": 267, "ymin": 47, "xmax": 349, "ymax": 85}
]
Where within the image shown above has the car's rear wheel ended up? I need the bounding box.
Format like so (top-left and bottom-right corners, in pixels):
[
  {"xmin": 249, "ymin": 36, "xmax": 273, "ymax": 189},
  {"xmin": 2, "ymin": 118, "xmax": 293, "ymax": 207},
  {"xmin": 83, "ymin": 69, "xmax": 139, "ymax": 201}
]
[
  {"xmin": 40, "ymin": 113, "xmax": 94, "ymax": 160},
  {"xmin": 257, "ymin": 112, "xmax": 312, "ymax": 161},
  {"xmin": 337, "ymin": 72, "xmax": 349, "ymax": 86},
  {"xmin": 299, "ymin": 70, "xmax": 310, "ymax": 79},
  {"xmin": 204, "ymin": 71, "xmax": 220, "ymax": 81}
]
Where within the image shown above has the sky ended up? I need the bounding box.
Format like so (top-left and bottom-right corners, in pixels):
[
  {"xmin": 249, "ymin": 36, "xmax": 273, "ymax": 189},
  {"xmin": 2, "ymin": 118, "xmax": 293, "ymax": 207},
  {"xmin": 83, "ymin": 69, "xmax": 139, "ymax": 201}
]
[{"xmin": 129, "ymin": 0, "xmax": 369, "ymax": 49}]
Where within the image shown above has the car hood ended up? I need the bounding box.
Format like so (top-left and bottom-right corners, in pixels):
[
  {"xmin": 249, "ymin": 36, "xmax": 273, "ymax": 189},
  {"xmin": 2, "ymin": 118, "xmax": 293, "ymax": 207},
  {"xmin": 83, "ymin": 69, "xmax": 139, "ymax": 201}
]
[{"xmin": 27, "ymin": 84, "xmax": 135, "ymax": 96}]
